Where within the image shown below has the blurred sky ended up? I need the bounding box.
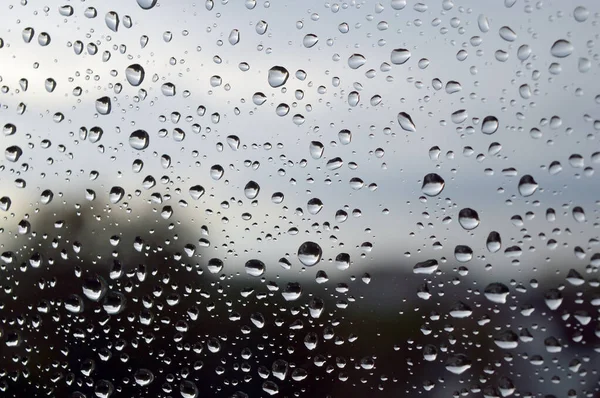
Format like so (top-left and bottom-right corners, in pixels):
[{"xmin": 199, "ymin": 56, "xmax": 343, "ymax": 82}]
[{"xmin": 1, "ymin": 0, "xmax": 599, "ymax": 283}]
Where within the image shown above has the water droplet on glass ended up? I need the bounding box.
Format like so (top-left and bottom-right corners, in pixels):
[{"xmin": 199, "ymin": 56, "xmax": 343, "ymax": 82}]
[
  {"xmin": 445, "ymin": 354, "xmax": 472, "ymax": 374},
  {"xmin": 348, "ymin": 53, "xmax": 366, "ymax": 69},
  {"xmin": 82, "ymin": 275, "xmax": 108, "ymax": 302},
  {"xmin": 486, "ymin": 231, "xmax": 502, "ymax": 253},
  {"xmin": 5, "ymin": 145, "xmax": 23, "ymax": 162},
  {"xmin": 574, "ymin": 6, "xmax": 589, "ymax": 22},
  {"xmin": 210, "ymin": 164, "xmax": 224, "ymax": 180},
  {"xmin": 136, "ymin": 0, "xmax": 158, "ymax": 10},
  {"xmin": 550, "ymin": 39, "xmax": 574, "ymax": 58},
  {"xmin": 225, "ymin": 28, "xmax": 239, "ymax": 45},
  {"xmin": 499, "ymin": 26, "xmax": 517, "ymax": 42},
  {"xmin": 397, "ymin": 112, "xmax": 416, "ymax": 132},
  {"xmin": 303, "ymin": 34, "xmax": 319, "ymax": 48},
  {"xmin": 244, "ymin": 181, "xmax": 260, "ymax": 199},
  {"xmin": 390, "ymin": 48, "xmax": 411, "ymax": 65},
  {"xmin": 95, "ymin": 97, "xmax": 111, "ymax": 115},
  {"xmin": 22, "ymin": 27, "xmax": 34, "ymax": 43},
  {"xmin": 484, "ymin": 282, "xmax": 510, "ymax": 303},
  {"xmin": 421, "ymin": 173, "xmax": 445, "ymax": 196},
  {"xmin": 134, "ymin": 369, "xmax": 154, "ymax": 386},
  {"xmin": 125, "ymin": 64, "xmax": 145, "ymax": 86},
  {"xmin": 458, "ymin": 208, "xmax": 480, "ymax": 230},
  {"xmin": 298, "ymin": 241, "xmax": 322, "ymax": 266},
  {"xmin": 161, "ymin": 82, "xmax": 176, "ymax": 96},
  {"xmin": 129, "ymin": 130, "xmax": 149, "ymax": 150},
  {"xmin": 268, "ymin": 66, "xmax": 289, "ymax": 88},
  {"xmin": 105, "ymin": 11, "xmax": 119, "ymax": 32},
  {"xmin": 309, "ymin": 141, "xmax": 324, "ymax": 159},
  {"xmin": 307, "ymin": 198, "xmax": 323, "ymax": 215},
  {"xmin": 518, "ymin": 175, "xmax": 538, "ymax": 197},
  {"xmin": 245, "ymin": 259, "xmax": 266, "ymax": 277},
  {"xmin": 454, "ymin": 245, "xmax": 473, "ymax": 262},
  {"xmin": 413, "ymin": 259, "xmax": 439, "ymax": 275},
  {"xmin": 338, "ymin": 129, "xmax": 352, "ymax": 145}
]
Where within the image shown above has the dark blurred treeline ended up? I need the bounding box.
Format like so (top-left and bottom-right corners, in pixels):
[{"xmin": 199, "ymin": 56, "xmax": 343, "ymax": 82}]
[{"xmin": 0, "ymin": 202, "xmax": 598, "ymax": 398}]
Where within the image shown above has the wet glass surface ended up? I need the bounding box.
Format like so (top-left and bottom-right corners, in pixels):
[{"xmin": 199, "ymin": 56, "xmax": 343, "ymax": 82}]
[{"xmin": 0, "ymin": 1, "xmax": 599, "ymax": 397}]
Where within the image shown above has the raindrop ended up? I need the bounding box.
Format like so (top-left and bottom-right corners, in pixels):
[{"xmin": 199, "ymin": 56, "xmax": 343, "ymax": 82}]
[
  {"xmin": 228, "ymin": 29, "xmax": 240, "ymax": 45},
  {"xmin": 298, "ymin": 241, "xmax": 322, "ymax": 266},
  {"xmin": 421, "ymin": 173, "xmax": 445, "ymax": 196},
  {"xmin": 95, "ymin": 97, "xmax": 112, "ymax": 115},
  {"xmin": 303, "ymin": 34, "xmax": 319, "ymax": 48},
  {"xmin": 5, "ymin": 146, "xmax": 23, "ymax": 162},
  {"xmin": 136, "ymin": 0, "xmax": 158, "ymax": 10},
  {"xmin": 573, "ymin": 6, "xmax": 589, "ymax": 22},
  {"xmin": 268, "ymin": 66, "xmax": 289, "ymax": 88},
  {"xmin": 550, "ymin": 39, "xmax": 574, "ymax": 58},
  {"xmin": 445, "ymin": 354, "xmax": 472, "ymax": 375},
  {"xmin": 348, "ymin": 53, "xmax": 366, "ymax": 69},
  {"xmin": 338, "ymin": 129, "xmax": 352, "ymax": 145},
  {"xmin": 307, "ymin": 198, "xmax": 323, "ymax": 215},
  {"xmin": 486, "ymin": 231, "xmax": 502, "ymax": 253},
  {"xmin": 397, "ymin": 112, "xmax": 416, "ymax": 132},
  {"xmin": 518, "ymin": 175, "xmax": 538, "ymax": 197},
  {"xmin": 484, "ymin": 282, "xmax": 510, "ymax": 304},
  {"xmin": 105, "ymin": 11, "xmax": 119, "ymax": 32},
  {"xmin": 245, "ymin": 259, "xmax": 266, "ymax": 277},
  {"xmin": 244, "ymin": 181, "xmax": 260, "ymax": 199},
  {"xmin": 458, "ymin": 208, "xmax": 480, "ymax": 230},
  {"xmin": 125, "ymin": 64, "xmax": 145, "ymax": 86},
  {"xmin": 134, "ymin": 369, "xmax": 154, "ymax": 386},
  {"xmin": 109, "ymin": 186, "xmax": 125, "ymax": 204},
  {"xmin": 413, "ymin": 259, "xmax": 439, "ymax": 275},
  {"xmin": 454, "ymin": 245, "xmax": 473, "ymax": 262},
  {"xmin": 82, "ymin": 275, "xmax": 108, "ymax": 302},
  {"xmin": 390, "ymin": 48, "xmax": 411, "ymax": 65},
  {"xmin": 499, "ymin": 26, "xmax": 517, "ymax": 42},
  {"xmin": 129, "ymin": 130, "xmax": 149, "ymax": 150},
  {"xmin": 309, "ymin": 141, "xmax": 324, "ymax": 159}
]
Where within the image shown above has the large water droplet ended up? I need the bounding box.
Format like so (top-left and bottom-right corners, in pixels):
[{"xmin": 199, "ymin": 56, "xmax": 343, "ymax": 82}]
[
  {"xmin": 484, "ymin": 282, "xmax": 509, "ymax": 303},
  {"xmin": 125, "ymin": 64, "xmax": 145, "ymax": 86},
  {"xmin": 309, "ymin": 141, "xmax": 324, "ymax": 159},
  {"xmin": 307, "ymin": 198, "xmax": 323, "ymax": 215},
  {"xmin": 245, "ymin": 259, "xmax": 266, "ymax": 277},
  {"xmin": 550, "ymin": 39, "xmax": 574, "ymax": 58},
  {"xmin": 105, "ymin": 11, "xmax": 119, "ymax": 32},
  {"xmin": 391, "ymin": 48, "xmax": 411, "ymax": 64},
  {"xmin": 348, "ymin": 53, "xmax": 366, "ymax": 69},
  {"xmin": 298, "ymin": 241, "xmax": 322, "ymax": 266},
  {"xmin": 5, "ymin": 145, "xmax": 23, "ymax": 162},
  {"xmin": 134, "ymin": 369, "xmax": 154, "ymax": 386},
  {"xmin": 421, "ymin": 173, "xmax": 445, "ymax": 196},
  {"xmin": 136, "ymin": 0, "xmax": 158, "ymax": 10},
  {"xmin": 445, "ymin": 354, "xmax": 472, "ymax": 374},
  {"xmin": 303, "ymin": 34, "xmax": 319, "ymax": 48},
  {"xmin": 129, "ymin": 130, "xmax": 149, "ymax": 150},
  {"xmin": 413, "ymin": 259, "xmax": 439, "ymax": 275},
  {"xmin": 268, "ymin": 66, "xmax": 289, "ymax": 88},
  {"xmin": 458, "ymin": 208, "xmax": 480, "ymax": 230},
  {"xmin": 95, "ymin": 97, "xmax": 112, "ymax": 115},
  {"xmin": 482, "ymin": 116, "xmax": 499, "ymax": 134},
  {"xmin": 518, "ymin": 175, "xmax": 538, "ymax": 197},
  {"xmin": 574, "ymin": 6, "xmax": 589, "ymax": 22},
  {"xmin": 82, "ymin": 275, "xmax": 108, "ymax": 302},
  {"xmin": 486, "ymin": 231, "xmax": 502, "ymax": 253},
  {"xmin": 397, "ymin": 112, "xmax": 416, "ymax": 132},
  {"xmin": 244, "ymin": 181, "xmax": 260, "ymax": 199}
]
